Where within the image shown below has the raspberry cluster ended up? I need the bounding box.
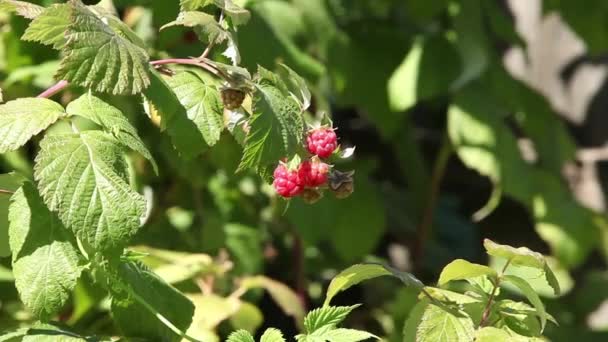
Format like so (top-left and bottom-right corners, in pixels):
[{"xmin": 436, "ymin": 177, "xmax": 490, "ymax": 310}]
[{"xmin": 272, "ymin": 126, "xmax": 353, "ymax": 202}]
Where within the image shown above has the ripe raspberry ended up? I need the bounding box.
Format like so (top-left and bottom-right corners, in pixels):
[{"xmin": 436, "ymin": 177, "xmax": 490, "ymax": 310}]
[
  {"xmin": 298, "ymin": 159, "xmax": 329, "ymax": 187},
  {"xmin": 221, "ymin": 88, "xmax": 246, "ymax": 110},
  {"xmin": 273, "ymin": 163, "xmax": 303, "ymax": 198},
  {"xmin": 306, "ymin": 127, "xmax": 338, "ymax": 159}
]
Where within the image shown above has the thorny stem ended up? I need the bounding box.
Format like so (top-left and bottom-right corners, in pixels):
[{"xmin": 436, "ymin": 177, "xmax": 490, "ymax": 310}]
[
  {"xmin": 37, "ymin": 80, "xmax": 69, "ymax": 98},
  {"xmin": 414, "ymin": 135, "xmax": 452, "ymax": 266},
  {"xmin": 37, "ymin": 57, "xmax": 227, "ymax": 99},
  {"xmin": 479, "ymin": 259, "xmax": 512, "ymax": 327}
]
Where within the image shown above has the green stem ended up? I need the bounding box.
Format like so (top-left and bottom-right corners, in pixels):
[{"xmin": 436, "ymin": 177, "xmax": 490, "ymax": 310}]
[
  {"xmin": 479, "ymin": 259, "xmax": 512, "ymax": 327},
  {"xmin": 413, "ymin": 134, "xmax": 452, "ymax": 265}
]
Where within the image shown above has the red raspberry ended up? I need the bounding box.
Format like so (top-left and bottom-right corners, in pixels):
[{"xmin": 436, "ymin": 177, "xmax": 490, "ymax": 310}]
[
  {"xmin": 298, "ymin": 159, "xmax": 329, "ymax": 187},
  {"xmin": 306, "ymin": 127, "xmax": 338, "ymax": 158},
  {"xmin": 273, "ymin": 163, "xmax": 303, "ymax": 198}
]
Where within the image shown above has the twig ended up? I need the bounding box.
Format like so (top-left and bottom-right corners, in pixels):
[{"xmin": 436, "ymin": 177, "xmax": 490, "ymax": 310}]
[
  {"xmin": 413, "ymin": 135, "xmax": 452, "ymax": 266},
  {"xmin": 37, "ymin": 80, "xmax": 69, "ymax": 98},
  {"xmin": 479, "ymin": 259, "xmax": 512, "ymax": 326},
  {"xmin": 0, "ymin": 189, "xmax": 14, "ymax": 195}
]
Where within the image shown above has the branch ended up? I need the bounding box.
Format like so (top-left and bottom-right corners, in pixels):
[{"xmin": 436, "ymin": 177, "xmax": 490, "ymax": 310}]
[
  {"xmin": 0, "ymin": 189, "xmax": 14, "ymax": 195},
  {"xmin": 479, "ymin": 259, "xmax": 511, "ymax": 327},
  {"xmin": 413, "ymin": 135, "xmax": 452, "ymax": 266},
  {"xmin": 37, "ymin": 80, "xmax": 69, "ymax": 98}
]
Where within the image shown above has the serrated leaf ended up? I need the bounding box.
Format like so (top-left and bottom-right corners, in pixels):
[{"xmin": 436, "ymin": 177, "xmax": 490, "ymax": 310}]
[
  {"xmin": 34, "ymin": 131, "xmax": 146, "ymax": 252},
  {"xmin": 0, "ymin": 0, "xmax": 45, "ymax": 19},
  {"xmin": 324, "ymin": 263, "xmax": 424, "ymax": 306},
  {"xmin": 422, "ymin": 287, "xmax": 482, "ymax": 305},
  {"xmin": 238, "ymin": 67, "xmax": 303, "ymax": 173},
  {"xmin": 502, "ymin": 275, "xmax": 548, "ymax": 331},
  {"xmin": 304, "ymin": 305, "xmax": 359, "ymax": 334},
  {"xmin": 318, "ymin": 328, "xmax": 376, "ymax": 342},
  {"xmin": 0, "ymin": 98, "xmax": 65, "ymax": 153},
  {"xmin": 66, "ymin": 93, "xmax": 157, "ymax": 173},
  {"xmin": 180, "ymin": 0, "xmax": 214, "ymax": 11},
  {"xmin": 22, "ymin": 4, "xmax": 70, "ymax": 49},
  {"xmin": 57, "ymin": 1, "xmax": 150, "ymax": 95},
  {"xmin": 438, "ymin": 259, "xmax": 497, "ymax": 286},
  {"xmin": 166, "ymin": 70, "xmax": 224, "ymax": 146},
  {"xmin": 111, "ymin": 261, "xmax": 195, "ymax": 342},
  {"xmin": 226, "ymin": 330, "xmax": 255, "ymax": 342},
  {"xmin": 260, "ymin": 328, "xmax": 286, "ymax": 342},
  {"xmin": 416, "ymin": 304, "xmax": 475, "ymax": 342},
  {"xmin": 239, "ymin": 276, "xmax": 305, "ymax": 326},
  {"xmin": 278, "ymin": 63, "xmax": 311, "ymax": 111},
  {"xmin": 1, "ymin": 322, "xmax": 110, "ymax": 341},
  {"xmin": 161, "ymin": 11, "xmax": 229, "ymax": 44},
  {"xmin": 484, "ymin": 239, "xmax": 545, "ymax": 269},
  {"xmin": 8, "ymin": 183, "xmax": 83, "ymax": 320},
  {"xmin": 143, "ymin": 69, "xmax": 208, "ymax": 159},
  {"xmin": 214, "ymin": 0, "xmax": 250, "ymax": 26},
  {"xmin": 475, "ymin": 327, "xmax": 540, "ymax": 342},
  {"xmin": 0, "ymin": 173, "xmax": 26, "ymax": 258}
]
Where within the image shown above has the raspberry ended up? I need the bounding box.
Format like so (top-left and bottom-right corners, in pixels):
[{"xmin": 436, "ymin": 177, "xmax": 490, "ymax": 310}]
[
  {"xmin": 328, "ymin": 169, "xmax": 355, "ymax": 199},
  {"xmin": 273, "ymin": 163, "xmax": 303, "ymax": 198},
  {"xmin": 298, "ymin": 159, "xmax": 329, "ymax": 187},
  {"xmin": 221, "ymin": 88, "xmax": 245, "ymax": 110},
  {"xmin": 306, "ymin": 127, "xmax": 338, "ymax": 159},
  {"xmin": 301, "ymin": 188, "xmax": 323, "ymax": 204}
]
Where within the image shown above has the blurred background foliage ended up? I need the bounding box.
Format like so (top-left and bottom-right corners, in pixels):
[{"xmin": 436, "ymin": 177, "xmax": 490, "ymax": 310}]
[{"xmin": 3, "ymin": 0, "xmax": 608, "ymax": 341}]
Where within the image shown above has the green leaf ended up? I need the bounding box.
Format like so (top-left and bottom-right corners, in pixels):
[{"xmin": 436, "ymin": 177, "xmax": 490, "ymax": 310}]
[
  {"xmin": 214, "ymin": 0, "xmax": 250, "ymax": 26},
  {"xmin": 422, "ymin": 287, "xmax": 482, "ymax": 305},
  {"xmin": 278, "ymin": 63, "xmax": 311, "ymax": 111},
  {"xmin": 230, "ymin": 301, "xmax": 264, "ymax": 333},
  {"xmin": 9, "ymin": 183, "xmax": 83, "ymax": 320},
  {"xmin": 0, "ymin": 322, "xmax": 110, "ymax": 341},
  {"xmin": 317, "ymin": 329, "xmax": 376, "ymax": 342},
  {"xmin": 239, "ymin": 276, "xmax": 305, "ymax": 326},
  {"xmin": 0, "ymin": 0, "xmax": 45, "ymax": 19},
  {"xmin": 490, "ymin": 256, "xmax": 571, "ymax": 298},
  {"xmin": 166, "ymin": 70, "xmax": 224, "ymax": 146},
  {"xmin": 180, "ymin": 0, "xmax": 214, "ymax": 11},
  {"xmin": 438, "ymin": 259, "xmax": 497, "ymax": 286},
  {"xmin": 502, "ymin": 275, "xmax": 548, "ymax": 331},
  {"xmin": 111, "ymin": 261, "xmax": 195, "ymax": 342},
  {"xmin": 260, "ymin": 328, "xmax": 286, "ymax": 342},
  {"xmin": 161, "ymin": 11, "xmax": 229, "ymax": 44},
  {"xmin": 66, "ymin": 93, "xmax": 157, "ymax": 173},
  {"xmin": 475, "ymin": 327, "xmax": 540, "ymax": 342},
  {"xmin": 484, "ymin": 240, "xmax": 545, "ymax": 269},
  {"xmin": 0, "ymin": 172, "xmax": 26, "ymax": 257},
  {"xmin": 324, "ymin": 263, "xmax": 424, "ymax": 306},
  {"xmin": 22, "ymin": 4, "xmax": 70, "ymax": 49},
  {"xmin": 403, "ymin": 299, "xmax": 430, "ymax": 342},
  {"xmin": 415, "ymin": 304, "xmax": 475, "ymax": 342},
  {"xmin": 56, "ymin": 1, "xmax": 150, "ymax": 95},
  {"xmin": 388, "ymin": 36, "xmax": 459, "ymax": 112},
  {"xmin": 304, "ymin": 305, "xmax": 359, "ymax": 334},
  {"xmin": 451, "ymin": 0, "xmax": 489, "ymax": 89},
  {"xmin": 226, "ymin": 330, "xmax": 255, "ymax": 342},
  {"xmin": 0, "ymin": 98, "xmax": 65, "ymax": 153},
  {"xmin": 143, "ymin": 69, "xmax": 208, "ymax": 159},
  {"xmin": 186, "ymin": 294, "xmax": 240, "ymax": 335},
  {"xmin": 238, "ymin": 67, "xmax": 303, "ymax": 173},
  {"xmin": 34, "ymin": 131, "xmax": 146, "ymax": 252}
]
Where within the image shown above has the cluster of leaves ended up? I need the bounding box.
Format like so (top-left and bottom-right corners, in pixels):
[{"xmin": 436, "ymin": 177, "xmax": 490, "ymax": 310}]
[{"xmin": 0, "ymin": 0, "xmax": 322, "ymax": 340}]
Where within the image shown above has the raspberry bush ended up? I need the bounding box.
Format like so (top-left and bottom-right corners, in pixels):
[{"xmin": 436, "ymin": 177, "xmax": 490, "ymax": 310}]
[{"xmin": 0, "ymin": 1, "xmax": 562, "ymax": 341}]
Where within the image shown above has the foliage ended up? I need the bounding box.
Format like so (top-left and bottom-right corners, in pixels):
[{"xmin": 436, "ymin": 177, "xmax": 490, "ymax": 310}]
[{"xmin": 0, "ymin": 0, "xmax": 607, "ymax": 341}]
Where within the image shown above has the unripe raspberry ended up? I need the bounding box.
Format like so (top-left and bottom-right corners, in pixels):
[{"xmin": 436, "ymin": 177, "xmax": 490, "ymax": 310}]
[
  {"xmin": 298, "ymin": 159, "xmax": 329, "ymax": 187},
  {"xmin": 272, "ymin": 163, "xmax": 303, "ymax": 198},
  {"xmin": 221, "ymin": 88, "xmax": 245, "ymax": 110},
  {"xmin": 306, "ymin": 127, "xmax": 338, "ymax": 159},
  {"xmin": 328, "ymin": 169, "xmax": 355, "ymax": 199},
  {"xmin": 301, "ymin": 188, "xmax": 323, "ymax": 204}
]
